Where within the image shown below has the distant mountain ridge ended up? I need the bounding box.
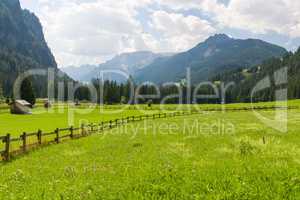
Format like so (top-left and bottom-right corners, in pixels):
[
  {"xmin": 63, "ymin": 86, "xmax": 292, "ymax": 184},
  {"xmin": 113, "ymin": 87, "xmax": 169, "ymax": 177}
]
[
  {"xmin": 64, "ymin": 51, "xmax": 173, "ymax": 82},
  {"xmin": 61, "ymin": 65, "xmax": 97, "ymax": 82},
  {"xmin": 135, "ymin": 34, "xmax": 288, "ymax": 84},
  {"xmin": 62, "ymin": 34, "xmax": 287, "ymax": 84}
]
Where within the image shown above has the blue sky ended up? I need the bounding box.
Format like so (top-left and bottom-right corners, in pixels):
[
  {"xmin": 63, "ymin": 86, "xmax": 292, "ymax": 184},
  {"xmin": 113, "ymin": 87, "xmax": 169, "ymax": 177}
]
[{"xmin": 20, "ymin": 0, "xmax": 300, "ymax": 67}]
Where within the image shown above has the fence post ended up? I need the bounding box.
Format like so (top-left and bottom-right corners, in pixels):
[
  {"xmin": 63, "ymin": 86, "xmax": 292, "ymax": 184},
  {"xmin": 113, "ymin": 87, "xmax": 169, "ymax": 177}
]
[
  {"xmin": 4, "ymin": 134, "xmax": 10, "ymax": 161},
  {"xmin": 90, "ymin": 124, "xmax": 94, "ymax": 133},
  {"xmin": 37, "ymin": 129, "xmax": 42, "ymax": 145},
  {"xmin": 100, "ymin": 122, "xmax": 104, "ymax": 131},
  {"xmin": 70, "ymin": 126, "xmax": 74, "ymax": 139},
  {"xmin": 81, "ymin": 124, "xmax": 85, "ymax": 136},
  {"xmin": 109, "ymin": 120, "xmax": 112, "ymax": 129},
  {"xmin": 55, "ymin": 128, "xmax": 60, "ymax": 143},
  {"xmin": 263, "ymin": 136, "xmax": 266, "ymax": 145},
  {"xmin": 22, "ymin": 132, "xmax": 27, "ymax": 152}
]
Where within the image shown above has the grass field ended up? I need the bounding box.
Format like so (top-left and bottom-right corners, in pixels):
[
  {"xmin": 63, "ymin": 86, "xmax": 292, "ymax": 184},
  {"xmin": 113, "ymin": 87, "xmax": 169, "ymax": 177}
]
[
  {"xmin": 1, "ymin": 99, "xmax": 298, "ymax": 135},
  {"xmin": 0, "ymin": 101, "xmax": 300, "ymax": 199},
  {"xmin": 0, "ymin": 105, "xmax": 158, "ymax": 136}
]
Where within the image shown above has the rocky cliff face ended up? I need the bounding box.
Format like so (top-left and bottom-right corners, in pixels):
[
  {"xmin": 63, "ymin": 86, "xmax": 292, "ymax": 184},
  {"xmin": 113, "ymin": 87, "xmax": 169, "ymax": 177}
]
[
  {"xmin": 0, "ymin": 0, "xmax": 66, "ymax": 97},
  {"xmin": 0, "ymin": 0, "xmax": 57, "ymax": 68}
]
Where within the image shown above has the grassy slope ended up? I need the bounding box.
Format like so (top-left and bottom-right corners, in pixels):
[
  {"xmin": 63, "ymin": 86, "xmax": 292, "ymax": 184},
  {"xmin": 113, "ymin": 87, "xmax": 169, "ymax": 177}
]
[{"xmin": 0, "ymin": 105, "xmax": 300, "ymax": 199}]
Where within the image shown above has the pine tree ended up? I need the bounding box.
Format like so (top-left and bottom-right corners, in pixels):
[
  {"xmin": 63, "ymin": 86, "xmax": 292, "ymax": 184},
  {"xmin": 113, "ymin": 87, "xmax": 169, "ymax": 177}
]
[
  {"xmin": 21, "ymin": 78, "xmax": 36, "ymax": 105},
  {"xmin": 5, "ymin": 97, "xmax": 10, "ymax": 105},
  {"xmin": 0, "ymin": 82, "xmax": 3, "ymax": 101}
]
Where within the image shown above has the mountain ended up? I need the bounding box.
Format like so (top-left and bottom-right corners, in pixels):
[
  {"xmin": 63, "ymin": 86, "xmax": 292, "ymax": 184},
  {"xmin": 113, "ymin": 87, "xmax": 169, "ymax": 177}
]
[
  {"xmin": 61, "ymin": 65, "xmax": 96, "ymax": 82},
  {"xmin": 135, "ymin": 34, "xmax": 288, "ymax": 84},
  {"xmin": 0, "ymin": 0, "xmax": 68, "ymax": 97},
  {"xmin": 0, "ymin": 0, "xmax": 56, "ymax": 67},
  {"xmin": 211, "ymin": 48, "xmax": 300, "ymax": 103},
  {"xmin": 82, "ymin": 51, "xmax": 173, "ymax": 82}
]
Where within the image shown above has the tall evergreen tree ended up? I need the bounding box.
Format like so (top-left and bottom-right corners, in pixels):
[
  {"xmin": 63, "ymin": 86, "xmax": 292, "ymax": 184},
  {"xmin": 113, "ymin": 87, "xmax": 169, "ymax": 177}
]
[{"xmin": 21, "ymin": 78, "xmax": 36, "ymax": 105}]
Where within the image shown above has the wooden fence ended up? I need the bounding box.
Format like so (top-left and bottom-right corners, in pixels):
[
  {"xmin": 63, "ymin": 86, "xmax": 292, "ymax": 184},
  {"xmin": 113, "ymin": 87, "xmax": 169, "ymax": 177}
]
[
  {"xmin": 0, "ymin": 105, "xmax": 297, "ymax": 162},
  {"xmin": 0, "ymin": 111, "xmax": 198, "ymax": 161}
]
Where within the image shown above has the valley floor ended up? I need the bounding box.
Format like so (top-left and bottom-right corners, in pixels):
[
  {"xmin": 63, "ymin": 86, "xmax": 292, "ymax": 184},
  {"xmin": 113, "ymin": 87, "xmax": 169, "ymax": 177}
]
[{"xmin": 0, "ymin": 102, "xmax": 300, "ymax": 199}]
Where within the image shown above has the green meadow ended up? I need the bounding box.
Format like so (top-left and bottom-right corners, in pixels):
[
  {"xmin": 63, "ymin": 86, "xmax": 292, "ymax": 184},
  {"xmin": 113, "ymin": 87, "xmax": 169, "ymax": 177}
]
[
  {"xmin": 0, "ymin": 101, "xmax": 300, "ymax": 199},
  {"xmin": 2, "ymin": 100, "xmax": 297, "ymax": 137},
  {"xmin": 0, "ymin": 105, "xmax": 157, "ymax": 136}
]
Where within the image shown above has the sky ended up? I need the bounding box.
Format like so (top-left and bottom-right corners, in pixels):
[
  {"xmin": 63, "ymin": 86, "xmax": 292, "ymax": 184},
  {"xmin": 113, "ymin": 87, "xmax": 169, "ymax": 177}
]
[{"xmin": 20, "ymin": 0, "xmax": 300, "ymax": 68}]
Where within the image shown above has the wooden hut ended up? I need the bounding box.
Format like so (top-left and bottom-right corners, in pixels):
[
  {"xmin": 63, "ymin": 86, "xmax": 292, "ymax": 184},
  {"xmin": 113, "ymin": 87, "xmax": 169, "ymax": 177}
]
[
  {"xmin": 75, "ymin": 100, "xmax": 81, "ymax": 106},
  {"xmin": 10, "ymin": 100, "xmax": 32, "ymax": 114}
]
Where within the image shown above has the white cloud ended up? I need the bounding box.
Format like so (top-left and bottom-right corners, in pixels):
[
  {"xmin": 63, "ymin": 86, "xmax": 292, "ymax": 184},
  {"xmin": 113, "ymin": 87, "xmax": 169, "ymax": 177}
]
[
  {"xmin": 20, "ymin": 0, "xmax": 217, "ymax": 66},
  {"xmin": 20, "ymin": 0, "xmax": 153, "ymax": 67},
  {"xmin": 155, "ymin": 0, "xmax": 300, "ymax": 38},
  {"xmin": 45, "ymin": 2, "xmax": 142, "ymax": 54},
  {"xmin": 216, "ymin": 0, "xmax": 300, "ymax": 37},
  {"xmin": 20, "ymin": 0, "xmax": 300, "ymax": 67},
  {"xmin": 149, "ymin": 10, "xmax": 216, "ymax": 52}
]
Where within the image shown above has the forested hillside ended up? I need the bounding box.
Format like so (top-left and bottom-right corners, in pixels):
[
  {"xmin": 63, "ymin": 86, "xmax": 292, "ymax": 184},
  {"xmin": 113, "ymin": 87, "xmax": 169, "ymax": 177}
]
[
  {"xmin": 213, "ymin": 48, "xmax": 300, "ymax": 103},
  {"xmin": 0, "ymin": 0, "xmax": 69, "ymax": 97}
]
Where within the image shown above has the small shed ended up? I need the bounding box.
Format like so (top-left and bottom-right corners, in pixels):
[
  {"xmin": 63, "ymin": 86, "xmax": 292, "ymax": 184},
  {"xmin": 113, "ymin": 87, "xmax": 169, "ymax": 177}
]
[
  {"xmin": 75, "ymin": 100, "xmax": 81, "ymax": 106},
  {"xmin": 10, "ymin": 100, "xmax": 32, "ymax": 114}
]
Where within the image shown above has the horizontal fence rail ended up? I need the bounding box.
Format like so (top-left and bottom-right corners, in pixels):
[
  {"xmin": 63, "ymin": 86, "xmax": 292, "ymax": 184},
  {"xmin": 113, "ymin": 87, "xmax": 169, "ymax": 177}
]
[{"xmin": 0, "ymin": 105, "xmax": 297, "ymax": 162}]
